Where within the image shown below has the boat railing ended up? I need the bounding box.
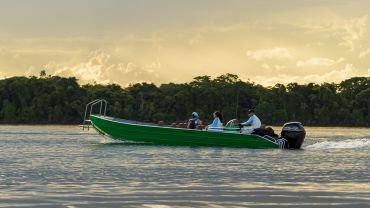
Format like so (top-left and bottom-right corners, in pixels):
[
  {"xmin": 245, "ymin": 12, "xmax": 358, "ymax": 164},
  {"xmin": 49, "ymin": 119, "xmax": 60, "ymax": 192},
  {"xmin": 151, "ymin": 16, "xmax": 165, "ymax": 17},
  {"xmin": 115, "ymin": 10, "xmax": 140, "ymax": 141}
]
[
  {"xmin": 263, "ymin": 135, "xmax": 278, "ymax": 143},
  {"xmin": 82, "ymin": 99, "xmax": 108, "ymax": 130},
  {"xmin": 276, "ymin": 138, "xmax": 287, "ymax": 149}
]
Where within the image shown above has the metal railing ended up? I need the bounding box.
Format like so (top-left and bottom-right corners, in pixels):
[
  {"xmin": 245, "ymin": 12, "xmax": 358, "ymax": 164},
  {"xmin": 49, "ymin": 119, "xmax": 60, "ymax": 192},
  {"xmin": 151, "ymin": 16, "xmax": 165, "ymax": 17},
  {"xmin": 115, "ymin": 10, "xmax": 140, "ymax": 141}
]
[{"xmin": 82, "ymin": 99, "xmax": 108, "ymax": 130}]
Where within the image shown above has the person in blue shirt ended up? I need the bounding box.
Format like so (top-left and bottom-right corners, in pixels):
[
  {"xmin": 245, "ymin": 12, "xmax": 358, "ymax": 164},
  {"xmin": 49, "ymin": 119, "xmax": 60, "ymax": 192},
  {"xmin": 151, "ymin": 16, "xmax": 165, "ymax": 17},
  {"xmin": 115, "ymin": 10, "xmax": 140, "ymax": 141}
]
[
  {"xmin": 239, "ymin": 109, "xmax": 261, "ymax": 129},
  {"xmin": 187, "ymin": 112, "xmax": 202, "ymax": 129},
  {"xmin": 208, "ymin": 111, "xmax": 223, "ymax": 129}
]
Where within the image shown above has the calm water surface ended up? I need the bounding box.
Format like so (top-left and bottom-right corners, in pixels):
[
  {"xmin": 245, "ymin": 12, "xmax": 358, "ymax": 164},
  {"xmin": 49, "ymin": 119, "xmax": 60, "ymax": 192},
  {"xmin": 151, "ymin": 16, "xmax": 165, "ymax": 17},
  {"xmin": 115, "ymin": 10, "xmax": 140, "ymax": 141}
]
[{"xmin": 0, "ymin": 125, "xmax": 369, "ymax": 207}]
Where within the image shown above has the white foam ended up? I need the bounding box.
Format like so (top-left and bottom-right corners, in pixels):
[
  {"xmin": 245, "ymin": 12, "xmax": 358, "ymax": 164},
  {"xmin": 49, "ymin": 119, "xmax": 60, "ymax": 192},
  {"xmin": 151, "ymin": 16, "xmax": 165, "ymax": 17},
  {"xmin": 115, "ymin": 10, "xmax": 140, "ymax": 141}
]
[
  {"xmin": 306, "ymin": 138, "xmax": 370, "ymax": 149},
  {"xmin": 98, "ymin": 137, "xmax": 124, "ymax": 144}
]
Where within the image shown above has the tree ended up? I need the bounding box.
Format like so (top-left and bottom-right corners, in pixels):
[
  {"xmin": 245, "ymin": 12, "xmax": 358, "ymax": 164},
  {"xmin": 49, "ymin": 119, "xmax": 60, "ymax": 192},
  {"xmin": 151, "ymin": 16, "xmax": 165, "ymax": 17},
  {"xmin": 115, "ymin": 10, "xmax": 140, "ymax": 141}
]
[{"xmin": 40, "ymin": 70, "xmax": 47, "ymax": 78}]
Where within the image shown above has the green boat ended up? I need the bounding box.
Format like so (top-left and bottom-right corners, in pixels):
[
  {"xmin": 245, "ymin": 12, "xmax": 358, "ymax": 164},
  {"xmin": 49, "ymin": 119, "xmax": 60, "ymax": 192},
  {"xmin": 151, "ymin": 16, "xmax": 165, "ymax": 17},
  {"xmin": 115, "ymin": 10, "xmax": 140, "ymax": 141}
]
[{"xmin": 83, "ymin": 99, "xmax": 306, "ymax": 149}]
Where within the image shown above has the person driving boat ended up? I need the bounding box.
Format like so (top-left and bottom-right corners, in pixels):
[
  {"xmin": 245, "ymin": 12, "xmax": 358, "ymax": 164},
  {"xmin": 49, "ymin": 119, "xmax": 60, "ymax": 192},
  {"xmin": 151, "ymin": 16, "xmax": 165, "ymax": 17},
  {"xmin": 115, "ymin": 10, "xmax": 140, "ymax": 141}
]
[{"xmin": 239, "ymin": 109, "xmax": 261, "ymax": 130}]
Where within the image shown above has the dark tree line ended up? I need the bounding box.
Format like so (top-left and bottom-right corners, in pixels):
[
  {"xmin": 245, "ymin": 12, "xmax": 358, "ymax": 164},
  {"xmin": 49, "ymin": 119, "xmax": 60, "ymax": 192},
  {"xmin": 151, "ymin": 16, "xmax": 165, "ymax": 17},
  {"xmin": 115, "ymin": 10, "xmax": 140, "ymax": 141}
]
[{"xmin": 0, "ymin": 74, "xmax": 369, "ymax": 126}]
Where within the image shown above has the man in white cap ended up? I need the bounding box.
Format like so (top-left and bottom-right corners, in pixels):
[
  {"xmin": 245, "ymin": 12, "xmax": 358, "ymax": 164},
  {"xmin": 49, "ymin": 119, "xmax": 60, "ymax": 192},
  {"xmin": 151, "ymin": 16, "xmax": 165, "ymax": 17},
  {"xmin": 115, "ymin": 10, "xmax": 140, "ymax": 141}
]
[{"xmin": 239, "ymin": 109, "xmax": 261, "ymax": 129}]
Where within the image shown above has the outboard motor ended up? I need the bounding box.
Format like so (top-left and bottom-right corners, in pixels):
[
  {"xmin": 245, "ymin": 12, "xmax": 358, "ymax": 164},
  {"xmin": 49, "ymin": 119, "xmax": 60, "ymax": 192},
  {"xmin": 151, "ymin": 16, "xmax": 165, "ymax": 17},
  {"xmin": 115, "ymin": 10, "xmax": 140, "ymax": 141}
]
[{"xmin": 281, "ymin": 122, "xmax": 306, "ymax": 149}]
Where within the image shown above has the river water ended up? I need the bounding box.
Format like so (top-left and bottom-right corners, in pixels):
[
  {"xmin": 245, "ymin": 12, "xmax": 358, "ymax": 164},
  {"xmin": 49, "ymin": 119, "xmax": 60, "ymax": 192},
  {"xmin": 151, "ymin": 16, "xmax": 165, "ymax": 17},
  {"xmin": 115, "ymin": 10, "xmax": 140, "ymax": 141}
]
[{"xmin": 0, "ymin": 125, "xmax": 369, "ymax": 207}]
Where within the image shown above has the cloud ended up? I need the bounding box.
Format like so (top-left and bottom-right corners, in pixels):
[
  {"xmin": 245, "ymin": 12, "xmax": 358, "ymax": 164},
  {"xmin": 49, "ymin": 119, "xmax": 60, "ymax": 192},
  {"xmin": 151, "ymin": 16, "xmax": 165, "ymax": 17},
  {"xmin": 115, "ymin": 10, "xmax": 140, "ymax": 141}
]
[
  {"xmin": 299, "ymin": 15, "xmax": 368, "ymax": 51},
  {"xmin": 246, "ymin": 47, "xmax": 293, "ymax": 61},
  {"xmin": 274, "ymin": 65, "xmax": 286, "ymax": 71},
  {"xmin": 0, "ymin": 47, "xmax": 20, "ymax": 59},
  {"xmin": 253, "ymin": 64, "xmax": 370, "ymax": 86},
  {"xmin": 337, "ymin": 15, "xmax": 368, "ymax": 51},
  {"xmin": 23, "ymin": 50, "xmax": 165, "ymax": 85},
  {"xmin": 51, "ymin": 50, "xmax": 111, "ymax": 84},
  {"xmin": 261, "ymin": 63, "xmax": 270, "ymax": 69},
  {"xmin": 260, "ymin": 63, "xmax": 286, "ymax": 71},
  {"xmin": 358, "ymin": 48, "xmax": 370, "ymax": 58},
  {"xmin": 0, "ymin": 71, "xmax": 7, "ymax": 79},
  {"xmin": 188, "ymin": 34, "xmax": 204, "ymax": 45},
  {"xmin": 296, "ymin": 57, "xmax": 344, "ymax": 67}
]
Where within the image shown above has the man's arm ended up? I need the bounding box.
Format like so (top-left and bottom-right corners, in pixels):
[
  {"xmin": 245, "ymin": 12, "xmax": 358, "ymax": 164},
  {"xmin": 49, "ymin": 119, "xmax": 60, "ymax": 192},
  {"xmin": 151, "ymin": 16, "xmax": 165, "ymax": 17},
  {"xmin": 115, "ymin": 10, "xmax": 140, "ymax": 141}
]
[
  {"xmin": 198, "ymin": 119, "xmax": 202, "ymax": 125},
  {"xmin": 241, "ymin": 116, "xmax": 254, "ymax": 126}
]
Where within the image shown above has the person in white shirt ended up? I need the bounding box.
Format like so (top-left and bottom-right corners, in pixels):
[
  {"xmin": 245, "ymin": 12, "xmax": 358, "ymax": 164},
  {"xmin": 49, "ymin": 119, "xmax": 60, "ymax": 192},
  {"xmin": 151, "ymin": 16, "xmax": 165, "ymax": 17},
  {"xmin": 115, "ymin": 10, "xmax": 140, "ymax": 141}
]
[{"xmin": 239, "ymin": 109, "xmax": 261, "ymax": 129}]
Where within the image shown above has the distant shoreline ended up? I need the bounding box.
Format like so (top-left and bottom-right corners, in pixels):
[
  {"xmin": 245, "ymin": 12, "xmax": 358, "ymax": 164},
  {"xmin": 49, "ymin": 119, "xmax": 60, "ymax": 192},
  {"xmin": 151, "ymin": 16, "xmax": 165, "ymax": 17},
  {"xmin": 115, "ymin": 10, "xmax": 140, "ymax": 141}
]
[{"xmin": 1, "ymin": 75, "xmax": 369, "ymax": 127}]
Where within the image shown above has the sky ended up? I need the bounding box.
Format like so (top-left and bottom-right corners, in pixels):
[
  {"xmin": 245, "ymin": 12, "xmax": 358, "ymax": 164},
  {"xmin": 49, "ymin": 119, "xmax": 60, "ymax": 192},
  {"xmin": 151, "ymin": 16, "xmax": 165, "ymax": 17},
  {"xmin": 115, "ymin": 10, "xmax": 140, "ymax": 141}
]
[{"xmin": 0, "ymin": 0, "xmax": 370, "ymax": 86}]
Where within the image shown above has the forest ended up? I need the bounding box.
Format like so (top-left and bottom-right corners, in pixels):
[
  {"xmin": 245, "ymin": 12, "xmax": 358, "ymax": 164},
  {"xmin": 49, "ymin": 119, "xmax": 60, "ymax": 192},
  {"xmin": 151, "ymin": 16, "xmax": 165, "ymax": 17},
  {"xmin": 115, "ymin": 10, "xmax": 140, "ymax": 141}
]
[{"xmin": 0, "ymin": 73, "xmax": 369, "ymax": 126}]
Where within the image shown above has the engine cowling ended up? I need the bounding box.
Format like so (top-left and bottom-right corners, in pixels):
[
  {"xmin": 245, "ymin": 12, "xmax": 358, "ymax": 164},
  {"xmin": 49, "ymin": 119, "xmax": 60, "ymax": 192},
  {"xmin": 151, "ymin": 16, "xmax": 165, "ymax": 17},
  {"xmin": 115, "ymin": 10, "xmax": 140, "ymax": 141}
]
[{"xmin": 281, "ymin": 122, "xmax": 306, "ymax": 149}]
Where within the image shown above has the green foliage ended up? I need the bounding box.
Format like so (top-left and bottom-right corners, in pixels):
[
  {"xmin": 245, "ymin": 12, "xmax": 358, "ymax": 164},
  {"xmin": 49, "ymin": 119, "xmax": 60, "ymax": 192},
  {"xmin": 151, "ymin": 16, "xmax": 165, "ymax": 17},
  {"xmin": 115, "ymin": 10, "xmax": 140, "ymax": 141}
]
[{"xmin": 0, "ymin": 74, "xmax": 369, "ymax": 126}]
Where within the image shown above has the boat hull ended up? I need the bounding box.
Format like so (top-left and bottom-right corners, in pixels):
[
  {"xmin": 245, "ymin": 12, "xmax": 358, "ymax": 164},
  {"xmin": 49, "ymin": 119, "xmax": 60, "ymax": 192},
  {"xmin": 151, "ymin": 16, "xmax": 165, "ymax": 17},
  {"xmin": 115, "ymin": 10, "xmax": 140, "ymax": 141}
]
[{"xmin": 90, "ymin": 115, "xmax": 280, "ymax": 149}]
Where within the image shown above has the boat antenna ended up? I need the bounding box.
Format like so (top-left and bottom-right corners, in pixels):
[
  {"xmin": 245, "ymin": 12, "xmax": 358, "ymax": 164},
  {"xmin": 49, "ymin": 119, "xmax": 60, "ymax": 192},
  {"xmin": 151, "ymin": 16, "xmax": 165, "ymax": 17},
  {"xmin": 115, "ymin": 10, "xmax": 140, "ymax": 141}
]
[{"xmin": 235, "ymin": 86, "xmax": 239, "ymax": 119}]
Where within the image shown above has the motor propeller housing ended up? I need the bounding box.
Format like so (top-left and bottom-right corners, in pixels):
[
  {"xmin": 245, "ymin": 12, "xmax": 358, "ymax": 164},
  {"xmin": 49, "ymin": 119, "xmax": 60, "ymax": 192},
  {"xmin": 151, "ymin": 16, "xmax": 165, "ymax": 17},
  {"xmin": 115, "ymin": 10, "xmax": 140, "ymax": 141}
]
[{"xmin": 281, "ymin": 122, "xmax": 306, "ymax": 149}]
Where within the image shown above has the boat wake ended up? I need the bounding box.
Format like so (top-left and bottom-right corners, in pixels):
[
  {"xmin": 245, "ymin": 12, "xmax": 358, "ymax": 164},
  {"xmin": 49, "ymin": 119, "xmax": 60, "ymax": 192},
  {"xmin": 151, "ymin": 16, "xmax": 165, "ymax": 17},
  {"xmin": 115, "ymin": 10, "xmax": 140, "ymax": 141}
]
[
  {"xmin": 305, "ymin": 138, "xmax": 370, "ymax": 150},
  {"xmin": 99, "ymin": 140, "xmax": 125, "ymax": 144}
]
